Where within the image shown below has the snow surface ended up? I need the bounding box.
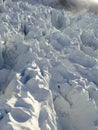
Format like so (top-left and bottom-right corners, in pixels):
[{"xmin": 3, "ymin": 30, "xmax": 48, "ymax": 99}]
[{"xmin": 0, "ymin": 0, "xmax": 98, "ymax": 130}]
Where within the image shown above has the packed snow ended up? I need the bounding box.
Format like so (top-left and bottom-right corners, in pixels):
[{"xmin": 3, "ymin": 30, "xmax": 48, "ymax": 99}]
[{"xmin": 0, "ymin": 0, "xmax": 98, "ymax": 130}]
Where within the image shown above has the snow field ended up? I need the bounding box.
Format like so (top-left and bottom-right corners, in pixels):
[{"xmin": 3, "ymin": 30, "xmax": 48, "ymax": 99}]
[{"xmin": 0, "ymin": 0, "xmax": 98, "ymax": 130}]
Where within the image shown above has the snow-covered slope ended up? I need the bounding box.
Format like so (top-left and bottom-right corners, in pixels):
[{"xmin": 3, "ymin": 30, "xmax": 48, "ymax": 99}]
[{"xmin": 0, "ymin": 0, "xmax": 98, "ymax": 130}]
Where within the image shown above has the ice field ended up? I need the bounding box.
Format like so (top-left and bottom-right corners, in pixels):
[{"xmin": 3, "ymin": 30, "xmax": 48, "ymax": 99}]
[{"xmin": 0, "ymin": 0, "xmax": 98, "ymax": 130}]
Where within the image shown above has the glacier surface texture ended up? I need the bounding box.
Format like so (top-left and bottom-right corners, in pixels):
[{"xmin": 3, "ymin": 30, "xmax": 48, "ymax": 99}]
[{"xmin": 0, "ymin": 0, "xmax": 98, "ymax": 130}]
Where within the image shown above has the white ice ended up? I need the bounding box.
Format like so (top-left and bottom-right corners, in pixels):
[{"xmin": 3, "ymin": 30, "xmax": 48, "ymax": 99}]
[{"xmin": 0, "ymin": 0, "xmax": 98, "ymax": 130}]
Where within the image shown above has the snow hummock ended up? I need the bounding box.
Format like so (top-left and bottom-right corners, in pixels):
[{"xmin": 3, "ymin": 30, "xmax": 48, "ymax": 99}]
[{"xmin": 0, "ymin": 0, "xmax": 98, "ymax": 130}]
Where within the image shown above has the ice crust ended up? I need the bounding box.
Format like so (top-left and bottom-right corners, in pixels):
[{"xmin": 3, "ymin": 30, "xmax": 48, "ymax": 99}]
[{"xmin": 0, "ymin": 0, "xmax": 98, "ymax": 130}]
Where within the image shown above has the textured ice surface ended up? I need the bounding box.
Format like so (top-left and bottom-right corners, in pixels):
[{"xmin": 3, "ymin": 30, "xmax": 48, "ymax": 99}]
[{"xmin": 0, "ymin": 0, "xmax": 98, "ymax": 130}]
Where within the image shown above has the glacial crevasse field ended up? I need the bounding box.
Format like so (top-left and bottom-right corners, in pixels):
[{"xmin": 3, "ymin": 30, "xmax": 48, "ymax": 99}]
[{"xmin": 0, "ymin": 0, "xmax": 98, "ymax": 130}]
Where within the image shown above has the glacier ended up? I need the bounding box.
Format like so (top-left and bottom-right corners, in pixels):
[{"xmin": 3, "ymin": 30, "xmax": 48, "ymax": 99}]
[{"xmin": 0, "ymin": 0, "xmax": 98, "ymax": 130}]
